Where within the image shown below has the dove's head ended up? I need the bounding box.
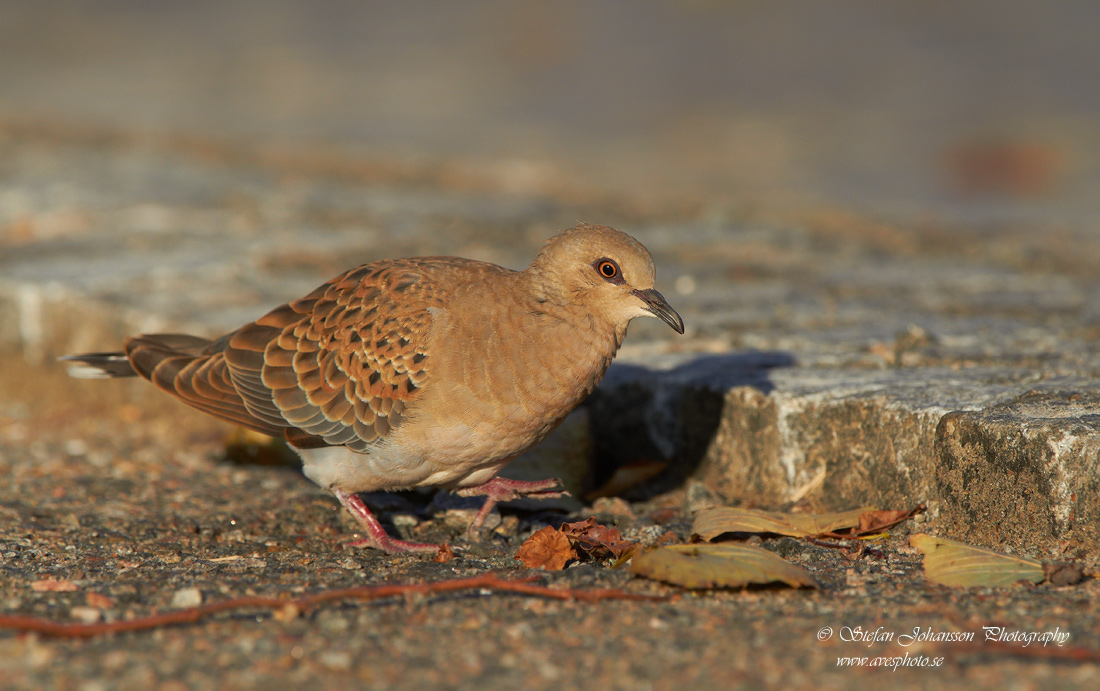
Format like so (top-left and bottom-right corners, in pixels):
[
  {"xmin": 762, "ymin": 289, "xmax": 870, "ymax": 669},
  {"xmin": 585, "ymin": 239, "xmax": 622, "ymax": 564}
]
[{"xmin": 527, "ymin": 223, "xmax": 684, "ymax": 335}]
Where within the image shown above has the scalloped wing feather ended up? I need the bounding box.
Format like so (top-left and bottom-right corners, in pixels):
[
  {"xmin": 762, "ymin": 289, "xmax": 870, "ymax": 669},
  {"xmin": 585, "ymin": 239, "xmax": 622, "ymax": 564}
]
[
  {"xmin": 124, "ymin": 333, "xmax": 288, "ymax": 437},
  {"xmin": 225, "ymin": 260, "xmax": 438, "ymax": 451}
]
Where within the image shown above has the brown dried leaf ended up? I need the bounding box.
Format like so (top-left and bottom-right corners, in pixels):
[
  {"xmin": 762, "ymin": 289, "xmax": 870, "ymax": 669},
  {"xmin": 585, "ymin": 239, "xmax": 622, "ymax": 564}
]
[
  {"xmin": 560, "ymin": 517, "xmax": 636, "ymax": 559},
  {"xmin": 1043, "ymin": 561, "xmax": 1085, "ymax": 587},
  {"xmin": 432, "ymin": 544, "xmax": 455, "ymax": 563},
  {"xmin": 910, "ymin": 533, "xmax": 1044, "ymax": 587},
  {"xmin": 631, "ymin": 543, "xmax": 817, "ymax": 589},
  {"xmin": 856, "ymin": 506, "xmax": 924, "ymax": 535},
  {"xmin": 30, "ymin": 579, "xmax": 79, "ymax": 592},
  {"xmin": 516, "ymin": 526, "xmax": 576, "ymax": 571},
  {"xmin": 693, "ymin": 506, "xmax": 875, "ymax": 541}
]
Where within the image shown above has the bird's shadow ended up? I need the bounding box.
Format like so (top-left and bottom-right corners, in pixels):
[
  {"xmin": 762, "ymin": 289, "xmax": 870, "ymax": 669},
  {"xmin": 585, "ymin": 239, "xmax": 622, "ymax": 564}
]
[{"xmin": 584, "ymin": 350, "xmax": 796, "ymax": 500}]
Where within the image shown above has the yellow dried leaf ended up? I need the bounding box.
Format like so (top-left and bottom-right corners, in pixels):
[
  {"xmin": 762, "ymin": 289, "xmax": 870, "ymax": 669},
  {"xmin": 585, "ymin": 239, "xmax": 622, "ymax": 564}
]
[
  {"xmin": 910, "ymin": 533, "xmax": 1044, "ymax": 587},
  {"xmin": 692, "ymin": 506, "xmax": 876, "ymax": 540},
  {"xmin": 631, "ymin": 543, "xmax": 817, "ymax": 589}
]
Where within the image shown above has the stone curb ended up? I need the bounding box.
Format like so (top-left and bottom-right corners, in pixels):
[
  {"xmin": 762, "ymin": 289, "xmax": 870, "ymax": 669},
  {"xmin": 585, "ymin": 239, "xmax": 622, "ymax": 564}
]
[{"xmin": 591, "ymin": 358, "xmax": 1100, "ymax": 558}]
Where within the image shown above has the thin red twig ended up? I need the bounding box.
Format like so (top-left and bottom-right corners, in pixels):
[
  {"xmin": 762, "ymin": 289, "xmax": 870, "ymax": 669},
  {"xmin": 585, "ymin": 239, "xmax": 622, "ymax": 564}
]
[{"xmin": 0, "ymin": 573, "xmax": 665, "ymax": 639}]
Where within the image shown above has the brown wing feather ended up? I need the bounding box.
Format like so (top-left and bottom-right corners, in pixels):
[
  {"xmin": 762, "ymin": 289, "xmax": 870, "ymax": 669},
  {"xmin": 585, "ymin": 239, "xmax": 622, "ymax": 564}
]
[
  {"xmin": 124, "ymin": 334, "xmax": 287, "ymax": 437},
  {"xmin": 224, "ymin": 260, "xmax": 438, "ymax": 451},
  {"xmin": 122, "ymin": 260, "xmax": 442, "ymax": 447}
]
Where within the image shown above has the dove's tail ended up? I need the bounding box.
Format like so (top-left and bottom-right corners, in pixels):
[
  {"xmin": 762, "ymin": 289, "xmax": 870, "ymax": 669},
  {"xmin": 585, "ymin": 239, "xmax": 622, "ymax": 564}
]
[
  {"xmin": 60, "ymin": 333, "xmax": 219, "ymax": 380},
  {"xmin": 59, "ymin": 352, "xmax": 138, "ymax": 379},
  {"xmin": 61, "ymin": 334, "xmax": 290, "ymax": 439}
]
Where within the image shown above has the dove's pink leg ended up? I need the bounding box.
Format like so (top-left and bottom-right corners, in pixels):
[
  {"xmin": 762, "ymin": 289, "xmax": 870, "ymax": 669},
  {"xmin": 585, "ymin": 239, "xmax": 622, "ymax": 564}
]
[
  {"xmin": 457, "ymin": 477, "xmax": 568, "ymax": 535},
  {"xmin": 334, "ymin": 489, "xmax": 443, "ymax": 554}
]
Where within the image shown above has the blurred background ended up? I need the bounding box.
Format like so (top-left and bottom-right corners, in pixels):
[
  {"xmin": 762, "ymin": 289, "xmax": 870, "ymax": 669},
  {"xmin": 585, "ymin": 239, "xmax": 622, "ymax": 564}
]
[{"xmin": 2, "ymin": 0, "xmax": 1097, "ymax": 228}]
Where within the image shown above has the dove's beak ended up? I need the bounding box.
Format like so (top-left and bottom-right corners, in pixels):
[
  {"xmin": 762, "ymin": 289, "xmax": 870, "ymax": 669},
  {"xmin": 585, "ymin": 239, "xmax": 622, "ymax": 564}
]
[{"xmin": 632, "ymin": 288, "xmax": 685, "ymax": 334}]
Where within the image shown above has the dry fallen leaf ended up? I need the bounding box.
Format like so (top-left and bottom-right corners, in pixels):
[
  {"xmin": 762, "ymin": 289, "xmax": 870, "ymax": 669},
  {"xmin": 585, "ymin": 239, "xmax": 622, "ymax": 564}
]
[
  {"xmin": 560, "ymin": 517, "xmax": 636, "ymax": 559},
  {"xmin": 1043, "ymin": 561, "xmax": 1086, "ymax": 587},
  {"xmin": 631, "ymin": 543, "xmax": 818, "ymax": 589},
  {"xmin": 516, "ymin": 518, "xmax": 640, "ymax": 569},
  {"xmin": 516, "ymin": 526, "xmax": 577, "ymax": 570},
  {"xmin": 432, "ymin": 544, "xmax": 456, "ymax": 563},
  {"xmin": 30, "ymin": 579, "xmax": 79, "ymax": 592},
  {"xmin": 693, "ymin": 505, "xmax": 924, "ymax": 541},
  {"xmin": 856, "ymin": 506, "xmax": 924, "ymax": 535},
  {"xmin": 692, "ymin": 506, "xmax": 875, "ymax": 540},
  {"xmin": 910, "ymin": 533, "xmax": 1044, "ymax": 587}
]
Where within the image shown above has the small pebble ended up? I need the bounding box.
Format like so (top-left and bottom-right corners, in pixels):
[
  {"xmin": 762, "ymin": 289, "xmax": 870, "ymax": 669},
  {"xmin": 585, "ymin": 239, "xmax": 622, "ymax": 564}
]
[
  {"xmin": 318, "ymin": 650, "xmax": 353, "ymax": 671},
  {"xmin": 70, "ymin": 606, "xmax": 102, "ymax": 624},
  {"xmin": 391, "ymin": 513, "xmax": 420, "ymax": 528},
  {"xmin": 319, "ymin": 615, "xmax": 350, "ymax": 634},
  {"xmin": 171, "ymin": 587, "xmax": 203, "ymax": 609}
]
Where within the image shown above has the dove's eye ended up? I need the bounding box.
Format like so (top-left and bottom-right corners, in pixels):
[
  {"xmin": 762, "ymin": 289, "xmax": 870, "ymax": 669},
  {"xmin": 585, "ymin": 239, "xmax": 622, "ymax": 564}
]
[{"xmin": 595, "ymin": 259, "xmax": 621, "ymax": 282}]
